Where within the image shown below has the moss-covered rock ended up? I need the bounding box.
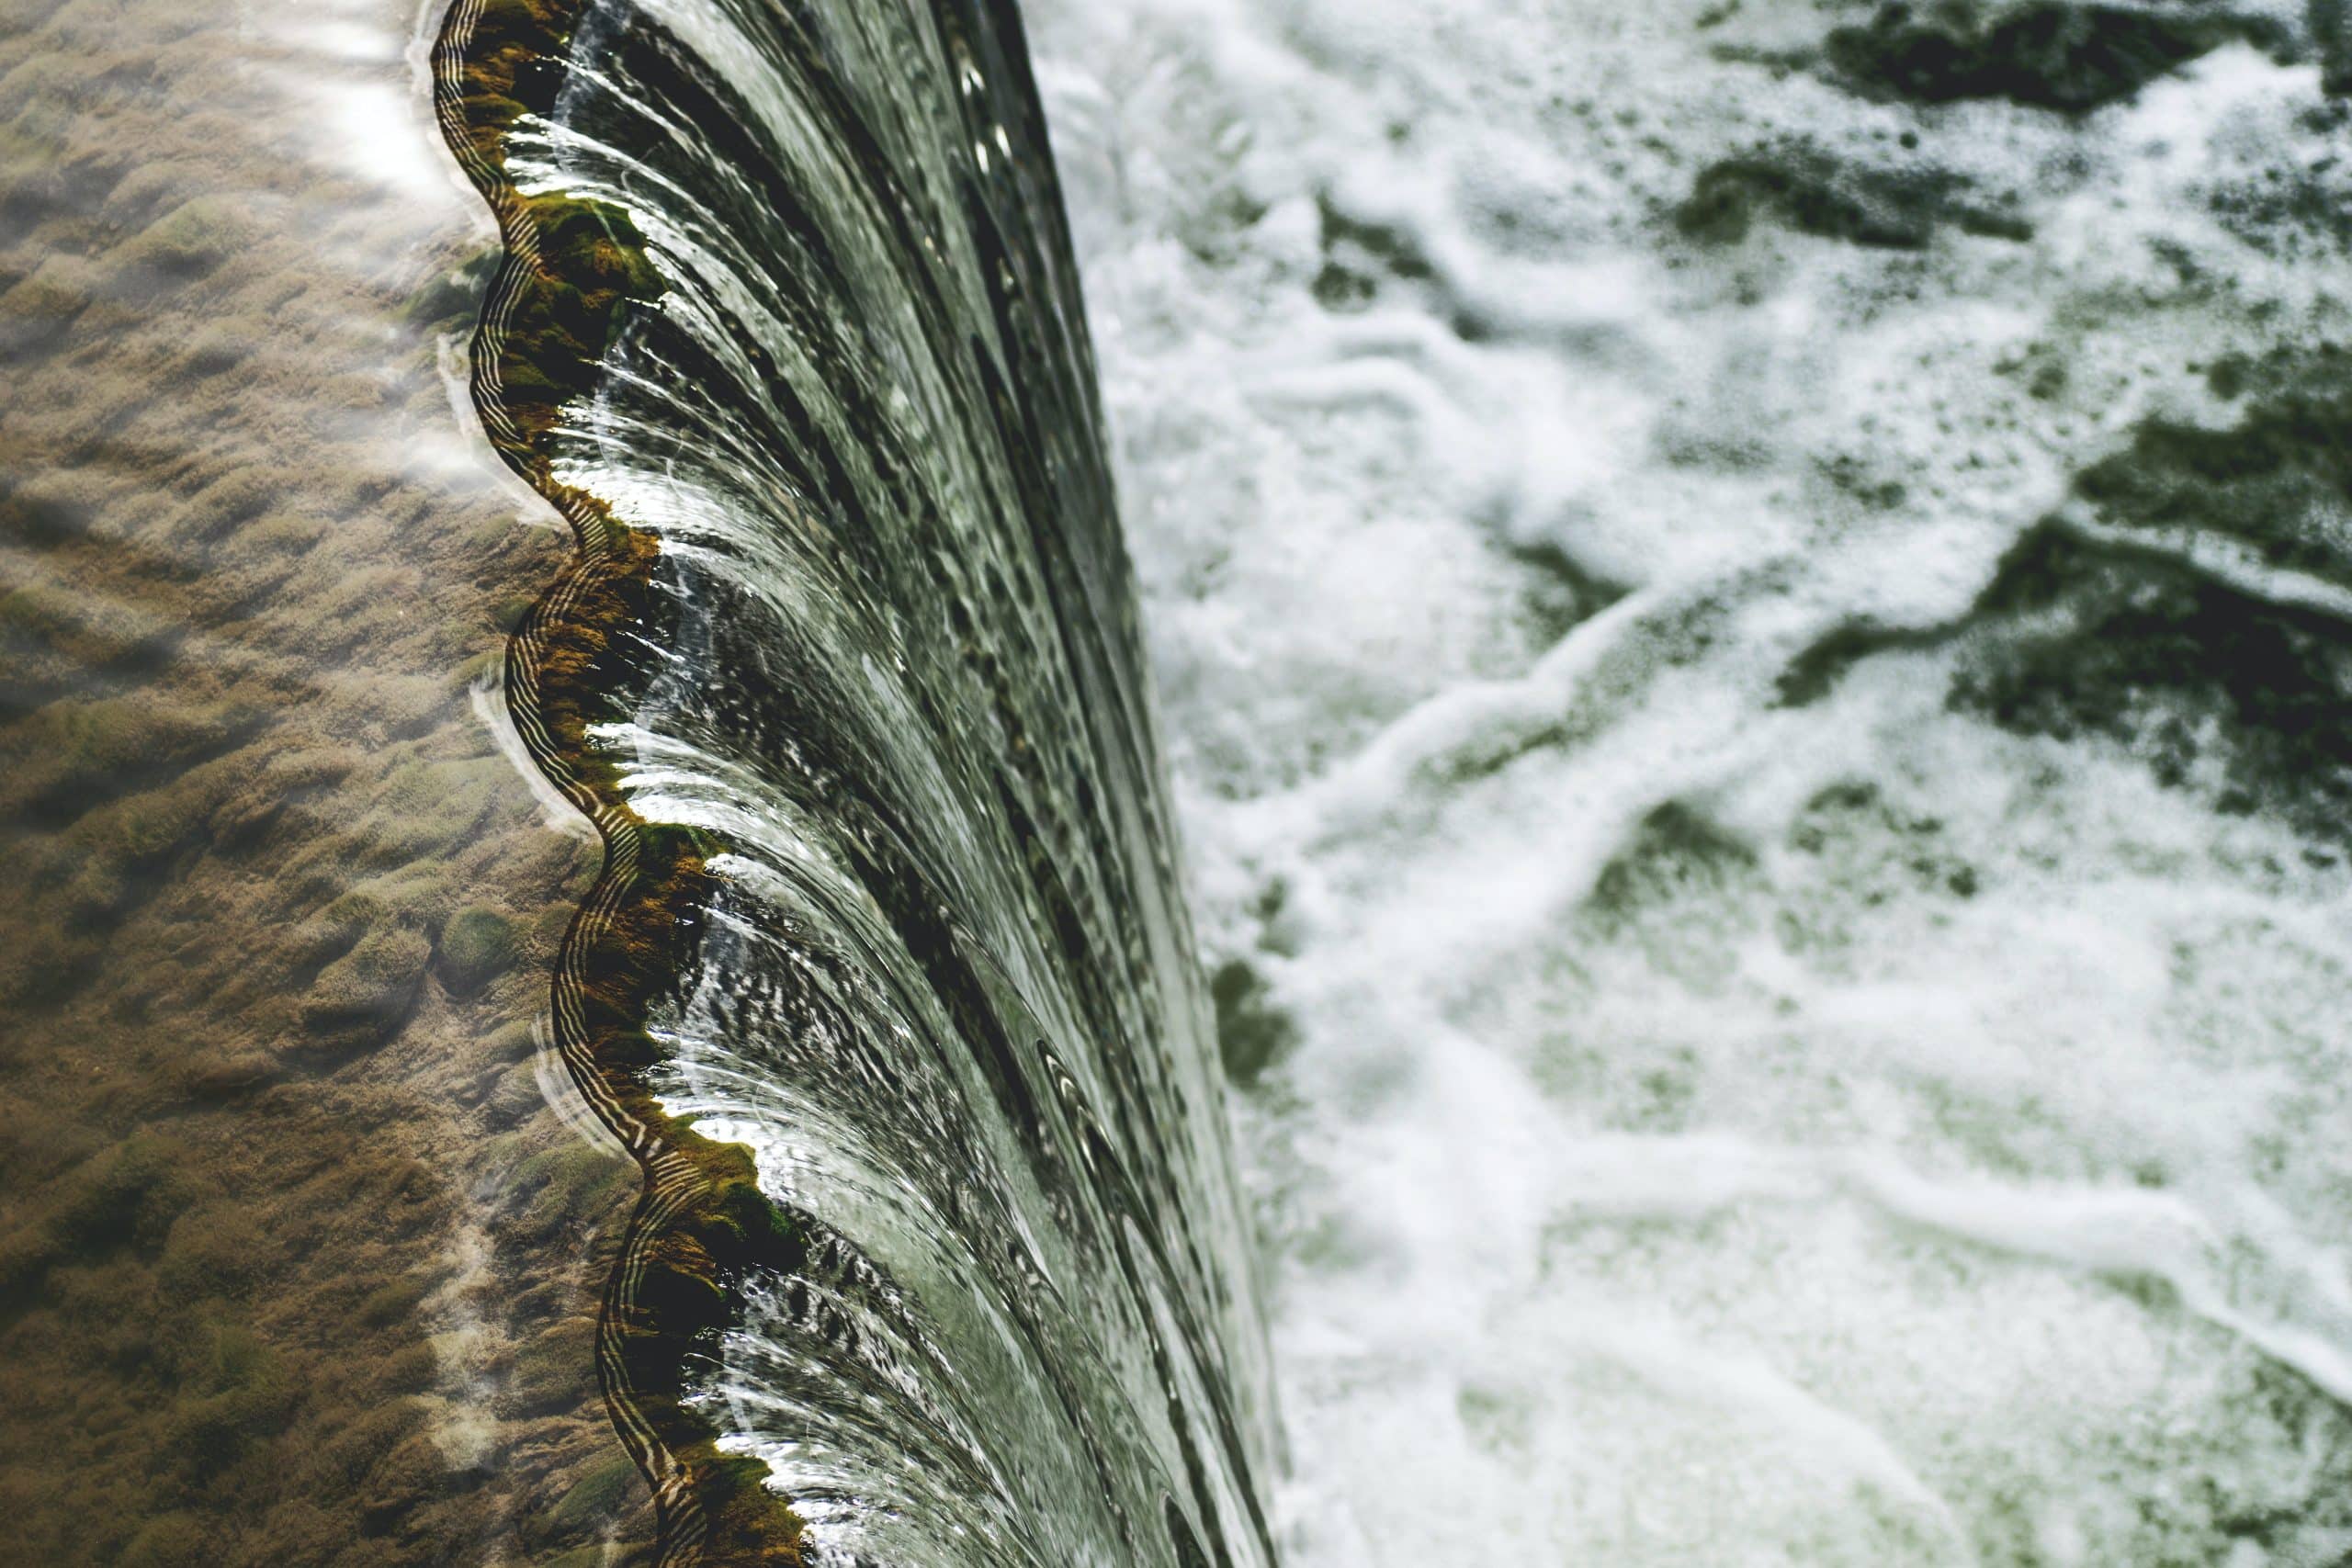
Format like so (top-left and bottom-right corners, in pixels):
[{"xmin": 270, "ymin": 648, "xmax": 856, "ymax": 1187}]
[
  {"xmin": 535, "ymin": 1547, "xmax": 621, "ymax": 1568},
  {"xmin": 1820, "ymin": 1, "xmax": 2297, "ymax": 113},
  {"xmin": 48, "ymin": 1132, "xmax": 187, "ymax": 1257},
  {"xmin": 301, "ymin": 926, "xmax": 432, "ymax": 1044},
  {"xmin": 158, "ymin": 1203, "xmax": 268, "ymax": 1300},
  {"xmin": 2073, "ymin": 344, "xmax": 2352, "ymax": 587},
  {"xmin": 373, "ymin": 1341, "xmax": 442, "ymax": 1395},
  {"xmin": 356, "ymin": 1430, "xmax": 455, "ymax": 1532},
  {"xmin": 0, "ymin": 255, "xmax": 89, "ymax": 359},
  {"xmin": 483, "ymin": 1017, "xmax": 540, "ymax": 1062},
  {"xmin": 509, "ymin": 1141, "xmax": 631, "ymax": 1244},
  {"xmin": 119, "ymin": 1514, "xmax": 211, "ymax": 1568},
  {"xmin": 1952, "ymin": 523, "xmax": 2352, "ymax": 845},
  {"xmin": 1676, "ymin": 144, "xmax": 2030, "ymax": 249},
  {"xmin": 1208, "ymin": 957, "xmax": 1295, "ymax": 1083},
  {"xmin": 166, "ymin": 1324, "xmax": 300, "ymax": 1479},
  {"xmin": 542, "ymin": 1450, "xmax": 642, "ymax": 1542},
  {"xmin": 502, "ymin": 1318, "xmax": 597, "ymax": 1415},
  {"xmin": 439, "ymin": 905, "xmax": 520, "ymax": 993},
  {"xmin": 119, "ymin": 194, "xmax": 252, "ymax": 280},
  {"xmin": 357, "ymin": 1273, "xmax": 436, "ymax": 1330},
  {"xmin": 4, "ymin": 693, "xmax": 244, "ymax": 827}
]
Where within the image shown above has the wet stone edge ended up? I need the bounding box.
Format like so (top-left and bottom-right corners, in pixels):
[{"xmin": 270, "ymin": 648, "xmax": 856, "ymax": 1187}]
[{"xmin": 430, "ymin": 2, "xmax": 812, "ymax": 1562}]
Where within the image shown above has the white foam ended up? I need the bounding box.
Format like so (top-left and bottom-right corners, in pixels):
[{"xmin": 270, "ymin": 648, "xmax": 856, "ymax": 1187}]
[{"xmin": 1032, "ymin": 0, "xmax": 2352, "ymax": 1560}]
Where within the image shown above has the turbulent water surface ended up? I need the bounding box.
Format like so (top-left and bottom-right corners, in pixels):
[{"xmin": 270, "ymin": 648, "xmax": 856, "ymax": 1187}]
[
  {"xmin": 1023, "ymin": 1, "xmax": 2352, "ymax": 1564},
  {"xmin": 448, "ymin": 0, "xmax": 2352, "ymax": 1562}
]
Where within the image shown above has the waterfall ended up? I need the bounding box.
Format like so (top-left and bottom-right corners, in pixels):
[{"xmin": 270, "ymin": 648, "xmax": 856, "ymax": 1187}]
[{"xmin": 435, "ymin": 1, "xmax": 1279, "ymax": 1562}]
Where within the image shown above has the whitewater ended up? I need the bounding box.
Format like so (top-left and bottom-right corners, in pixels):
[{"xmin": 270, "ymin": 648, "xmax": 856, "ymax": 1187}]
[{"xmin": 1027, "ymin": 0, "xmax": 2352, "ymax": 1562}]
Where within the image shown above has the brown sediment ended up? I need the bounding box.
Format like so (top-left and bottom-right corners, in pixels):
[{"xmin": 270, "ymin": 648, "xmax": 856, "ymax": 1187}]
[
  {"xmin": 432, "ymin": 0, "xmax": 809, "ymax": 1561},
  {"xmin": 0, "ymin": 0, "xmax": 669, "ymax": 1561}
]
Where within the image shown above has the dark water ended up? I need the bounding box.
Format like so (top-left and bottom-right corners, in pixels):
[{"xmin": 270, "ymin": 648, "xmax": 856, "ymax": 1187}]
[{"xmin": 447, "ymin": 0, "xmax": 1278, "ymax": 1562}]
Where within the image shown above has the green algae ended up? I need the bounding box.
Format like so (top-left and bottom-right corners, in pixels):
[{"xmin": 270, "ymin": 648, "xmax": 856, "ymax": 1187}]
[
  {"xmin": 357, "ymin": 1274, "xmax": 435, "ymax": 1330},
  {"xmin": 300, "ymin": 926, "xmax": 433, "ymax": 1047},
  {"xmin": 157, "ymin": 1204, "xmax": 268, "ymax": 1300},
  {"xmin": 1588, "ymin": 801, "xmax": 1761, "ymax": 930},
  {"xmin": 0, "ymin": 4, "xmax": 647, "ymax": 1551},
  {"xmin": 119, "ymin": 195, "xmax": 254, "ymax": 282},
  {"xmin": 166, "ymin": 1324, "xmax": 299, "ymax": 1480},
  {"xmin": 1311, "ymin": 194, "xmax": 1438, "ymax": 310},
  {"xmin": 437, "ymin": 905, "xmax": 521, "ymax": 993},
  {"xmin": 509, "ymin": 1142, "xmax": 632, "ymax": 1245},
  {"xmin": 1951, "ymin": 346, "xmax": 2352, "ymax": 843},
  {"xmin": 119, "ymin": 1515, "xmax": 211, "ymax": 1568},
  {"xmin": 503, "ymin": 1318, "xmax": 598, "ymax": 1414},
  {"xmin": 545, "ymin": 1450, "xmax": 643, "ymax": 1539},
  {"xmin": 305, "ymin": 1397, "xmax": 432, "ymax": 1495},
  {"xmin": 0, "ymin": 1136, "xmax": 189, "ymax": 1301}
]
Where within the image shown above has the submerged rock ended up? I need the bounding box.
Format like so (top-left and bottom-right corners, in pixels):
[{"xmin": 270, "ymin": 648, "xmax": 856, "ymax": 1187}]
[
  {"xmin": 436, "ymin": 904, "xmax": 520, "ymax": 995},
  {"xmin": 1676, "ymin": 143, "xmax": 2032, "ymax": 248},
  {"xmin": 1210, "ymin": 956, "xmax": 1298, "ymax": 1083},
  {"xmin": 2075, "ymin": 344, "xmax": 2352, "ymax": 586},
  {"xmin": 1773, "ymin": 345, "xmax": 2352, "ymax": 848},
  {"xmin": 300, "ymin": 925, "xmax": 431, "ymax": 1046},
  {"xmin": 1819, "ymin": 0, "xmax": 2300, "ymax": 112},
  {"xmin": 1951, "ymin": 522, "xmax": 2352, "ymax": 847}
]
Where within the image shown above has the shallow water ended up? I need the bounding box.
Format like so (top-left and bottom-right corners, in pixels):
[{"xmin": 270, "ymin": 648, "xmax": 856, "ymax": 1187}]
[
  {"xmin": 0, "ymin": 0, "xmax": 661, "ymax": 1558},
  {"xmin": 1026, "ymin": 1, "xmax": 2352, "ymax": 1562}
]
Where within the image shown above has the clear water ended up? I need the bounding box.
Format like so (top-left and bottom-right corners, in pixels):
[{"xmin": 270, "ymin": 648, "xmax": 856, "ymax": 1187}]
[{"xmin": 480, "ymin": 0, "xmax": 1276, "ymax": 1561}]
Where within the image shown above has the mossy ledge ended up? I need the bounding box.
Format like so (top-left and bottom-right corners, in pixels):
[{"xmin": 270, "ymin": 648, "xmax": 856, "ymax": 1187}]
[{"xmin": 430, "ymin": 2, "xmax": 808, "ymax": 1562}]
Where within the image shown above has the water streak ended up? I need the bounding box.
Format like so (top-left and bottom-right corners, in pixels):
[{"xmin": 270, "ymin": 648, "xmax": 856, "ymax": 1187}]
[{"xmin": 439, "ymin": 0, "xmax": 1277, "ymax": 1562}]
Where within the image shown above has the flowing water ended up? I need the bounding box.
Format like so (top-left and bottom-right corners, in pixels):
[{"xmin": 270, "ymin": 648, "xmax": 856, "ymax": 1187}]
[
  {"xmin": 450, "ymin": 1, "xmax": 1274, "ymax": 1562},
  {"xmin": 446, "ymin": 0, "xmax": 2352, "ymax": 1563},
  {"xmin": 1019, "ymin": 1, "xmax": 2352, "ymax": 1563}
]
